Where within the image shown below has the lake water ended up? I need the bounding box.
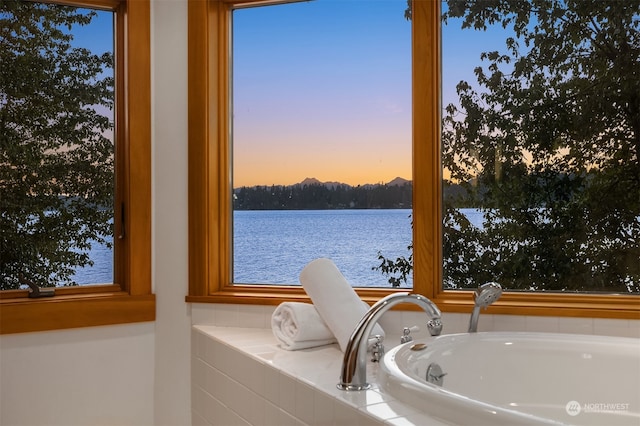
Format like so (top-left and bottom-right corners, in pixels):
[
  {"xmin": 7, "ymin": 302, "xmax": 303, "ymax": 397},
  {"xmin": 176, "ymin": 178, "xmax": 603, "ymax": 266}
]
[
  {"xmin": 233, "ymin": 209, "xmax": 414, "ymax": 287},
  {"xmin": 71, "ymin": 239, "xmax": 114, "ymax": 285},
  {"xmin": 73, "ymin": 209, "xmax": 485, "ymax": 287}
]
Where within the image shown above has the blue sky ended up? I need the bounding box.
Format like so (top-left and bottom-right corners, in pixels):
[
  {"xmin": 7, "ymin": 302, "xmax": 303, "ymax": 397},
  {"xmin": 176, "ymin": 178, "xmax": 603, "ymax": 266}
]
[
  {"xmin": 231, "ymin": 0, "xmax": 512, "ymax": 187},
  {"xmin": 232, "ymin": 0, "xmax": 412, "ymax": 187},
  {"xmin": 68, "ymin": 0, "xmax": 511, "ymax": 188},
  {"xmin": 70, "ymin": 8, "xmax": 113, "ymax": 53}
]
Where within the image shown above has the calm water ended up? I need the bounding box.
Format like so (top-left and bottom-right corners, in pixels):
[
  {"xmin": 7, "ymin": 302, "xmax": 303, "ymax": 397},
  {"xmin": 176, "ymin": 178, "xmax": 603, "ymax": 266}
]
[
  {"xmin": 74, "ymin": 209, "xmax": 485, "ymax": 287},
  {"xmin": 233, "ymin": 209, "xmax": 414, "ymax": 287},
  {"xmin": 71, "ymin": 239, "xmax": 113, "ymax": 285}
]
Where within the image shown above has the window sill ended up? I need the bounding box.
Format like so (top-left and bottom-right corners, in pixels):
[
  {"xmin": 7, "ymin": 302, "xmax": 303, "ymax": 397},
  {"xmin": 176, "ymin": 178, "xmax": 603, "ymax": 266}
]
[
  {"xmin": 185, "ymin": 285, "xmax": 640, "ymax": 320},
  {"xmin": 0, "ymin": 291, "xmax": 155, "ymax": 334}
]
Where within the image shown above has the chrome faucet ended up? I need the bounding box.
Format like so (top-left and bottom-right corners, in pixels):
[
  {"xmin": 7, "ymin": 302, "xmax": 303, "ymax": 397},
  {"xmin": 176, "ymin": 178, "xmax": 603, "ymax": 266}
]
[
  {"xmin": 337, "ymin": 292, "xmax": 443, "ymax": 391},
  {"xmin": 468, "ymin": 282, "xmax": 502, "ymax": 332}
]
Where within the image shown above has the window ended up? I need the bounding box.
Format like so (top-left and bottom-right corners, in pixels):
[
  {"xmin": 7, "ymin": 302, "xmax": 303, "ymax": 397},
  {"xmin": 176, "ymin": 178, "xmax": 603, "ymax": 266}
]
[
  {"xmin": 440, "ymin": 1, "xmax": 640, "ymax": 295},
  {"xmin": 231, "ymin": 1, "xmax": 412, "ymax": 287},
  {"xmin": 187, "ymin": 0, "xmax": 639, "ymax": 319},
  {"xmin": 0, "ymin": 0, "xmax": 153, "ymax": 334},
  {"xmin": 2, "ymin": 3, "xmax": 116, "ymax": 290}
]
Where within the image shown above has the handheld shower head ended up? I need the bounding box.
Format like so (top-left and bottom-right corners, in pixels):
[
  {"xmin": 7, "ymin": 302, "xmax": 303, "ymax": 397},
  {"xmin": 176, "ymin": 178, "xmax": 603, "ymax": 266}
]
[
  {"xmin": 473, "ymin": 281, "xmax": 502, "ymax": 308},
  {"xmin": 469, "ymin": 282, "xmax": 502, "ymax": 332}
]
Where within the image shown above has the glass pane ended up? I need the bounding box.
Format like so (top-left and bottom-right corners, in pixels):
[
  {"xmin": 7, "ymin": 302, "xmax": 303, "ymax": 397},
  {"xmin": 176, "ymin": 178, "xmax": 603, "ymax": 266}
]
[
  {"xmin": 232, "ymin": 0, "xmax": 412, "ymax": 287},
  {"xmin": 0, "ymin": 3, "xmax": 115, "ymax": 289},
  {"xmin": 441, "ymin": 1, "xmax": 640, "ymax": 293}
]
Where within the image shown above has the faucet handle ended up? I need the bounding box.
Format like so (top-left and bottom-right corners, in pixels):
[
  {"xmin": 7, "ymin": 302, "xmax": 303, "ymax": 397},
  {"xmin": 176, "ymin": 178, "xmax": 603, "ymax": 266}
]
[
  {"xmin": 400, "ymin": 326, "xmax": 419, "ymax": 344},
  {"xmin": 370, "ymin": 335, "xmax": 385, "ymax": 362}
]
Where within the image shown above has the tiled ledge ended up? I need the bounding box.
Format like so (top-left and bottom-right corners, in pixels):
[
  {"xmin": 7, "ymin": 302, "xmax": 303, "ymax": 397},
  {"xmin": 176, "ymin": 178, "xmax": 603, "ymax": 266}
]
[
  {"xmin": 191, "ymin": 303, "xmax": 640, "ymax": 339},
  {"xmin": 191, "ymin": 325, "xmax": 447, "ymax": 426},
  {"xmin": 190, "ymin": 305, "xmax": 639, "ymax": 425}
]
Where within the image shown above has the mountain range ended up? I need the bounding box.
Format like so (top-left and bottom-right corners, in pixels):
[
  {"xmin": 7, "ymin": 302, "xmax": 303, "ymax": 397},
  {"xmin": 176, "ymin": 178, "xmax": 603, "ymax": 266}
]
[
  {"xmin": 233, "ymin": 177, "xmax": 413, "ymax": 210},
  {"xmin": 259, "ymin": 176, "xmax": 412, "ymax": 189}
]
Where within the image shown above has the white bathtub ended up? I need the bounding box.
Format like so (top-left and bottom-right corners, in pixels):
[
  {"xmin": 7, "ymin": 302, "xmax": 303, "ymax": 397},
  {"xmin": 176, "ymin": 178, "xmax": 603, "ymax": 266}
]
[{"xmin": 380, "ymin": 332, "xmax": 640, "ymax": 425}]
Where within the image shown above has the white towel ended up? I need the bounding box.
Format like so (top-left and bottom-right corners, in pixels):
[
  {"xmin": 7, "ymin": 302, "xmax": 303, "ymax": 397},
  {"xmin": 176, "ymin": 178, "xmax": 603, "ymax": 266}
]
[
  {"xmin": 300, "ymin": 258, "xmax": 385, "ymax": 352},
  {"xmin": 271, "ymin": 302, "xmax": 337, "ymax": 350}
]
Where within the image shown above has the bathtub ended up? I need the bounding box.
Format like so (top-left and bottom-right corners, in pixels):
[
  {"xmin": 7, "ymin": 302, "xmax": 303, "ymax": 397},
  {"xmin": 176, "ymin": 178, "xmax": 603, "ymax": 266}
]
[{"xmin": 379, "ymin": 332, "xmax": 640, "ymax": 425}]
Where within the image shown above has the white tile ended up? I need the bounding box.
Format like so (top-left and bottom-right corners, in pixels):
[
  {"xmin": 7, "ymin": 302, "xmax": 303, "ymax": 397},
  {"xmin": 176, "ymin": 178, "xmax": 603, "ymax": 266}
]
[
  {"xmin": 214, "ymin": 304, "xmax": 240, "ymax": 326},
  {"xmin": 191, "ymin": 358, "xmax": 207, "ymax": 389},
  {"xmin": 557, "ymin": 317, "xmax": 594, "ymax": 335},
  {"xmin": 472, "ymin": 311, "xmax": 495, "ymax": 332},
  {"xmin": 206, "ymin": 365, "xmax": 229, "ymax": 403},
  {"xmin": 191, "ymin": 410, "xmax": 209, "ymax": 426},
  {"xmin": 525, "ymin": 315, "xmax": 559, "ymax": 333},
  {"xmin": 245, "ymin": 356, "xmax": 268, "ymax": 396},
  {"xmin": 624, "ymin": 320, "xmax": 640, "ymax": 338},
  {"xmin": 333, "ymin": 400, "xmax": 363, "ymax": 426},
  {"xmin": 312, "ymin": 390, "xmax": 335, "ymax": 426},
  {"xmin": 594, "ymin": 318, "xmax": 640, "ymax": 338},
  {"xmin": 384, "ymin": 412, "xmax": 448, "ymax": 426},
  {"xmin": 364, "ymin": 401, "xmax": 413, "ymax": 421},
  {"xmin": 192, "ymin": 320, "xmax": 640, "ymax": 426},
  {"xmin": 291, "ymin": 352, "xmax": 343, "ymax": 387},
  {"xmin": 192, "ymin": 328, "xmax": 202, "ymax": 358},
  {"xmin": 440, "ymin": 312, "xmax": 469, "ymax": 335},
  {"xmin": 214, "ymin": 343, "xmax": 253, "ymax": 388},
  {"xmin": 221, "ymin": 329, "xmax": 277, "ymax": 347},
  {"xmin": 278, "ymin": 372, "xmax": 298, "ymax": 414},
  {"xmin": 263, "ymin": 363, "xmax": 281, "ymax": 404},
  {"xmin": 234, "ymin": 390, "xmax": 266, "ymax": 426},
  {"xmin": 337, "ymin": 389, "xmax": 391, "ymax": 408},
  {"xmin": 191, "ymin": 385, "xmax": 209, "ymax": 423},
  {"xmin": 384, "ymin": 417, "xmax": 416, "ymax": 426},
  {"xmin": 201, "ymin": 331, "xmax": 219, "ymax": 367},
  {"xmin": 214, "ymin": 400, "xmax": 251, "ymax": 426},
  {"xmin": 264, "ymin": 401, "xmax": 283, "ymax": 426},
  {"xmin": 401, "ymin": 311, "xmax": 429, "ymax": 337},
  {"xmin": 279, "ymin": 409, "xmax": 305, "ymax": 426},
  {"xmin": 220, "ymin": 375, "xmax": 257, "ymax": 423},
  {"xmin": 294, "ymin": 380, "xmax": 316, "ymax": 425},
  {"xmin": 236, "ymin": 304, "xmax": 276, "ymax": 328},
  {"xmin": 192, "ymin": 304, "xmax": 218, "ymax": 325},
  {"xmin": 378, "ymin": 310, "xmax": 402, "ymax": 337},
  {"xmin": 491, "ymin": 314, "xmax": 526, "ymax": 332},
  {"xmin": 354, "ymin": 409, "xmax": 386, "ymax": 426},
  {"xmin": 201, "ymin": 391, "xmax": 233, "ymax": 426},
  {"xmin": 247, "ymin": 345, "xmax": 279, "ymax": 358}
]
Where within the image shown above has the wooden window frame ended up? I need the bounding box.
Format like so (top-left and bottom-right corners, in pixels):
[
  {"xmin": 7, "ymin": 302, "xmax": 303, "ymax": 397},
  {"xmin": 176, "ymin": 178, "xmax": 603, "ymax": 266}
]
[
  {"xmin": 0, "ymin": 0, "xmax": 154, "ymax": 334},
  {"xmin": 186, "ymin": 0, "xmax": 639, "ymax": 320}
]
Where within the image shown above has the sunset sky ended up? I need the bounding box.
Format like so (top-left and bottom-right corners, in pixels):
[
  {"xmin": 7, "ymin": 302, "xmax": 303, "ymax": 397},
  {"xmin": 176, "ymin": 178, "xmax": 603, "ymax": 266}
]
[
  {"xmin": 231, "ymin": 0, "xmax": 507, "ymax": 188},
  {"xmin": 76, "ymin": 0, "xmax": 507, "ymax": 188},
  {"xmin": 232, "ymin": 0, "xmax": 411, "ymax": 187}
]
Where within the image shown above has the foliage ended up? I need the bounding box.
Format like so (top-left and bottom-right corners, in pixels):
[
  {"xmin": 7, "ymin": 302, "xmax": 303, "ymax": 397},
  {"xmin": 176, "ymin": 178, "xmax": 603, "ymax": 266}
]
[
  {"xmin": 372, "ymin": 212, "xmax": 413, "ymax": 287},
  {"xmin": 0, "ymin": 1, "xmax": 114, "ymax": 289},
  {"xmin": 373, "ymin": 246, "xmax": 413, "ymax": 287},
  {"xmin": 234, "ymin": 182, "xmax": 413, "ymax": 210},
  {"xmin": 380, "ymin": 0, "xmax": 640, "ymax": 292}
]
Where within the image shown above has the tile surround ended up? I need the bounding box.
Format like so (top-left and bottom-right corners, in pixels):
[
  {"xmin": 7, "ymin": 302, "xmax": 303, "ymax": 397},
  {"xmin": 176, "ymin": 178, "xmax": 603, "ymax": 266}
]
[
  {"xmin": 192, "ymin": 303, "xmax": 640, "ymax": 338},
  {"xmin": 192, "ymin": 326, "xmax": 399, "ymax": 426},
  {"xmin": 191, "ymin": 303, "xmax": 639, "ymax": 425}
]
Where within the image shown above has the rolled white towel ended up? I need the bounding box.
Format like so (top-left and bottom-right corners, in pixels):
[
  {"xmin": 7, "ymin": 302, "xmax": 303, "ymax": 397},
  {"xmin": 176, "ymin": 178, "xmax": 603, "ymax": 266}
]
[
  {"xmin": 300, "ymin": 258, "xmax": 385, "ymax": 352},
  {"xmin": 271, "ymin": 302, "xmax": 337, "ymax": 350}
]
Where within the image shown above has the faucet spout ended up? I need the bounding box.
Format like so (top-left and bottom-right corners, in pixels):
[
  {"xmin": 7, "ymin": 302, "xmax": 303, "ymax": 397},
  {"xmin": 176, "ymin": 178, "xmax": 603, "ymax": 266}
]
[{"xmin": 337, "ymin": 292, "xmax": 442, "ymax": 391}]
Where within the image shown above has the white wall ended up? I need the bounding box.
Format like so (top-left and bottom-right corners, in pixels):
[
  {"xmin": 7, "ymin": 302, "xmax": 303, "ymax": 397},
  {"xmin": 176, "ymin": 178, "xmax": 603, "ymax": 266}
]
[
  {"xmin": 0, "ymin": 324, "xmax": 155, "ymax": 426},
  {"xmin": 151, "ymin": 0, "xmax": 192, "ymax": 424},
  {"xmin": 0, "ymin": 1, "xmax": 192, "ymax": 425},
  {"xmin": 1, "ymin": 0, "xmax": 638, "ymax": 424}
]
